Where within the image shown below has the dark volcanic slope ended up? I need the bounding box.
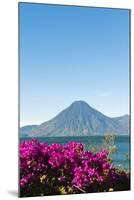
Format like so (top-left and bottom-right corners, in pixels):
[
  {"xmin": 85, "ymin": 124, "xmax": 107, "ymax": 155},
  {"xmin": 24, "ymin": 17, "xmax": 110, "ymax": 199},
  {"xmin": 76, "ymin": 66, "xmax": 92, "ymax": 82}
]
[{"xmin": 20, "ymin": 100, "xmax": 129, "ymax": 137}]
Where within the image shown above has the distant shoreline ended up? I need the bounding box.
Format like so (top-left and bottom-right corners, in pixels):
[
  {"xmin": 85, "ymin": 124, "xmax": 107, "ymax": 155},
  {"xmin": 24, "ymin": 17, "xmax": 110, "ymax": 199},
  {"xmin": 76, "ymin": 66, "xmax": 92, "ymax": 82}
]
[{"xmin": 20, "ymin": 135, "xmax": 129, "ymax": 139}]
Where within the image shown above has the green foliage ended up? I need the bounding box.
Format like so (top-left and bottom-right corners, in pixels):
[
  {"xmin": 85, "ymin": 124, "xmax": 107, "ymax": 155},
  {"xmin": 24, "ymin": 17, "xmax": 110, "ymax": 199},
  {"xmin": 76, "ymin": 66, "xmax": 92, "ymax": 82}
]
[{"xmin": 103, "ymin": 133, "xmax": 116, "ymax": 153}]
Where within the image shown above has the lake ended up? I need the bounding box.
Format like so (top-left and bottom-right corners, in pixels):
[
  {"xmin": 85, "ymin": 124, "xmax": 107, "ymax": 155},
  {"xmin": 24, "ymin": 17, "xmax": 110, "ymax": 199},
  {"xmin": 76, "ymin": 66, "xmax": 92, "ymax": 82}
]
[{"xmin": 20, "ymin": 135, "xmax": 130, "ymax": 169}]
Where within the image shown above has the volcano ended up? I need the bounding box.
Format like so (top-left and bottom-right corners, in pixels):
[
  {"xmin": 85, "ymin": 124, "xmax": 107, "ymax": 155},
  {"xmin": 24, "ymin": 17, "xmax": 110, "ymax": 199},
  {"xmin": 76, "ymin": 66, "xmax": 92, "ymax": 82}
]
[{"xmin": 20, "ymin": 100, "xmax": 129, "ymax": 137}]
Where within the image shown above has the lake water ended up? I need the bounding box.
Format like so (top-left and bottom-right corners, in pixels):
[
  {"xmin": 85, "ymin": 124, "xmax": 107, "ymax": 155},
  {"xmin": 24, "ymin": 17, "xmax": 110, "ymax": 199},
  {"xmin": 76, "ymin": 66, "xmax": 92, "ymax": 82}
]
[{"xmin": 20, "ymin": 135, "xmax": 130, "ymax": 169}]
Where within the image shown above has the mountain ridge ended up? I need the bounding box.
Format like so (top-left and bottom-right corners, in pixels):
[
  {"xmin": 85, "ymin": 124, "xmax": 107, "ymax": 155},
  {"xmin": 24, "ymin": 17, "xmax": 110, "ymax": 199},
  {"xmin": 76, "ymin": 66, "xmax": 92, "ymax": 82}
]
[{"xmin": 20, "ymin": 100, "xmax": 129, "ymax": 137}]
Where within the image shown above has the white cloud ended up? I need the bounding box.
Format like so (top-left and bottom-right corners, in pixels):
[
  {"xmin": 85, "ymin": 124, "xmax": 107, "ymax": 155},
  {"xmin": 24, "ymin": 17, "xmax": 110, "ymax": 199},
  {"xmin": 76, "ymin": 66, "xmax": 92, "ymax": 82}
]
[{"xmin": 99, "ymin": 92, "xmax": 112, "ymax": 97}]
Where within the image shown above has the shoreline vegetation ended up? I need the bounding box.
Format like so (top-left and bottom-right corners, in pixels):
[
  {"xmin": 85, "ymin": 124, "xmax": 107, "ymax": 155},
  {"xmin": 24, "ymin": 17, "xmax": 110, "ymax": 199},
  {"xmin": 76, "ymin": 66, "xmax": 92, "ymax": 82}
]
[{"xmin": 20, "ymin": 134, "xmax": 130, "ymax": 197}]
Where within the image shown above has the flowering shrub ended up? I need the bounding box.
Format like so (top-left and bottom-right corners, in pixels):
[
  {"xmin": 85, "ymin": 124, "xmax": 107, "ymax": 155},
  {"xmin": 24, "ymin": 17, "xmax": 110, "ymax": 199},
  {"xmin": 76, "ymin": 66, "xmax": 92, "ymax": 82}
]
[{"xmin": 20, "ymin": 139, "xmax": 130, "ymax": 197}]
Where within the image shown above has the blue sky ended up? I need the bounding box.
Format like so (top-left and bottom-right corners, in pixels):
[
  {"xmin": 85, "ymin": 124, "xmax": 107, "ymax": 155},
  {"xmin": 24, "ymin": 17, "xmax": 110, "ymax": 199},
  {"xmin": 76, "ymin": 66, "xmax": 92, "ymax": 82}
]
[{"xmin": 20, "ymin": 3, "xmax": 129, "ymax": 126}]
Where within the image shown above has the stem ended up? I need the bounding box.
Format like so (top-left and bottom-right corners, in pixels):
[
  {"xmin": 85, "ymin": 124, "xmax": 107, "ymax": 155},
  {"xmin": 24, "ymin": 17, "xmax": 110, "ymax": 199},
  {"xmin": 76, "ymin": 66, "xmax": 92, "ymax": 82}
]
[{"xmin": 73, "ymin": 185, "xmax": 86, "ymax": 193}]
